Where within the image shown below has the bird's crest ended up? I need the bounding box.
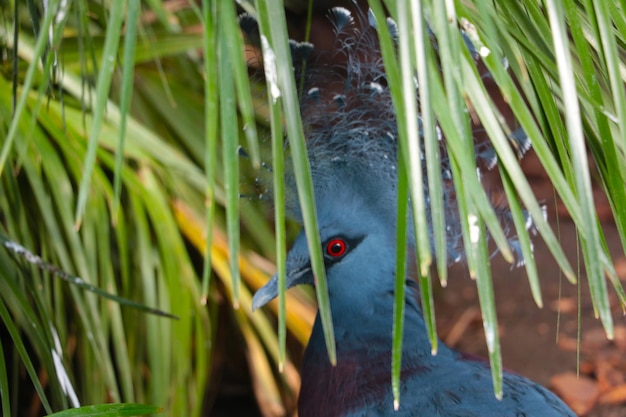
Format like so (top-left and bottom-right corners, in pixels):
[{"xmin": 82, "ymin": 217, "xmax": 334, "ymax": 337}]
[{"xmin": 240, "ymin": 6, "xmax": 536, "ymax": 265}]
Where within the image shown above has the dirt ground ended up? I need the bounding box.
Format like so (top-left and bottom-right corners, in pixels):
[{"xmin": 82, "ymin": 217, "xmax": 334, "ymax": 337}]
[
  {"xmin": 437, "ymin": 217, "xmax": 626, "ymax": 417},
  {"xmin": 426, "ymin": 151, "xmax": 626, "ymax": 417}
]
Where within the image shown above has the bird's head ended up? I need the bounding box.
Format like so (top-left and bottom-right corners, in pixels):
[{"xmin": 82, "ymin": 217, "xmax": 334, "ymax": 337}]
[
  {"xmin": 247, "ymin": 4, "xmax": 537, "ymax": 311},
  {"xmin": 252, "ymin": 161, "xmax": 402, "ymax": 311}
]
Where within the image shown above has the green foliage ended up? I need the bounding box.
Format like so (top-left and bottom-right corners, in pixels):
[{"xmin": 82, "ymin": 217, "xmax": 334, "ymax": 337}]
[
  {"xmin": 1, "ymin": 1, "xmax": 213, "ymax": 416},
  {"xmin": 45, "ymin": 403, "xmax": 162, "ymax": 417},
  {"xmin": 0, "ymin": 0, "xmax": 625, "ymax": 415}
]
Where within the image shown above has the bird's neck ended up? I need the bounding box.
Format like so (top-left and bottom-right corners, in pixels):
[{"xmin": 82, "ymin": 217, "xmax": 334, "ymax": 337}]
[
  {"xmin": 307, "ymin": 282, "xmax": 443, "ymax": 357},
  {"xmin": 298, "ymin": 283, "xmax": 454, "ymax": 417}
]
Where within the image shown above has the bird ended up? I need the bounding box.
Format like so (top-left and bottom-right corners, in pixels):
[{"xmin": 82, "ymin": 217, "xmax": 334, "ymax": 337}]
[
  {"xmin": 245, "ymin": 3, "xmax": 575, "ymax": 416},
  {"xmin": 251, "ymin": 162, "xmax": 576, "ymax": 417}
]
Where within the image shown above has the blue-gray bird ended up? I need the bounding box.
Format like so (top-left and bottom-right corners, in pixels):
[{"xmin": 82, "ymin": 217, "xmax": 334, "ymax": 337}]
[
  {"xmin": 245, "ymin": 3, "xmax": 574, "ymax": 416},
  {"xmin": 252, "ymin": 163, "xmax": 575, "ymax": 417}
]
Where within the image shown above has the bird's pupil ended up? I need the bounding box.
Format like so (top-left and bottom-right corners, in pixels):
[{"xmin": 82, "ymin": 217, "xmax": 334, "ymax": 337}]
[
  {"xmin": 331, "ymin": 243, "xmax": 342, "ymax": 254},
  {"xmin": 327, "ymin": 239, "xmax": 346, "ymax": 257}
]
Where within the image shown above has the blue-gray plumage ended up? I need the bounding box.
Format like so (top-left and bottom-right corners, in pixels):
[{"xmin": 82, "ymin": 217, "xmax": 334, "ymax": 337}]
[
  {"xmin": 246, "ymin": 3, "xmax": 573, "ymax": 416},
  {"xmin": 252, "ymin": 166, "xmax": 575, "ymax": 416}
]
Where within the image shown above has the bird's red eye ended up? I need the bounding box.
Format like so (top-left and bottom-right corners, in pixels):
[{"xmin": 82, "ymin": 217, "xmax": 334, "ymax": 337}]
[{"xmin": 326, "ymin": 238, "xmax": 347, "ymax": 257}]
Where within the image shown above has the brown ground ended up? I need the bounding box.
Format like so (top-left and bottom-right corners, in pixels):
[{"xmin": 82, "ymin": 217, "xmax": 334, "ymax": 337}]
[
  {"xmin": 436, "ymin": 152, "xmax": 626, "ymax": 416},
  {"xmin": 437, "ymin": 217, "xmax": 626, "ymax": 417}
]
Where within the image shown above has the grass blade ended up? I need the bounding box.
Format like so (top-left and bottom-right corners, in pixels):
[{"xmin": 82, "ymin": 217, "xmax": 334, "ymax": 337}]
[
  {"xmin": 218, "ymin": 8, "xmax": 242, "ymax": 306},
  {"xmin": 394, "ymin": 0, "xmax": 432, "ymax": 275},
  {"xmin": 112, "ymin": 0, "xmax": 140, "ymax": 223},
  {"xmin": 44, "ymin": 403, "xmax": 162, "ymax": 417},
  {"xmin": 546, "ymin": 0, "xmax": 611, "ymax": 336},
  {"xmin": 0, "ymin": 234, "xmax": 178, "ymax": 319},
  {"xmin": 391, "ymin": 153, "xmax": 409, "ymax": 410},
  {"xmin": 256, "ymin": 0, "xmax": 336, "ymax": 364},
  {"xmin": 201, "ymin": 0, "xmax": 218, "ymax": 304},
  {"xmin": 221, "ymin": 0, "xmax": 260, "ymax": 168},
  {"xmin": 411, "ymin": 0, "xmax": 448, "ymax": 283},
  {"xmin": 0, "ymin": 1, "xmax": 55, "ymax": 174},
  {"xmin": 75, "ymin": 0, "xmax": 126, "ymax": 226}
]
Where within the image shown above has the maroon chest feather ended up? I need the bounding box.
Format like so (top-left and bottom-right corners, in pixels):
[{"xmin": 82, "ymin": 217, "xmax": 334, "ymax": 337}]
[{"xmin": 298, "ymin": 350, "xmax": 426, "ymax": 417}]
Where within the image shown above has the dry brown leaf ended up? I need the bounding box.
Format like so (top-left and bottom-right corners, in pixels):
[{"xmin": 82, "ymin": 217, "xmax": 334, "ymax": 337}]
[
  {"xmin": 599, "ymin": 384, "xmax": 626, "ymax": 405},
  {"xmin": 551, "ymin": 372, "xmax": 600, "ymax": 416},
  {"xmin": 579, "ymin": 361, "xmax": 596, "ymax": 376},
  {"xmin": 595, "ymin": 359, "xmax": 624, "ymax": 392}
]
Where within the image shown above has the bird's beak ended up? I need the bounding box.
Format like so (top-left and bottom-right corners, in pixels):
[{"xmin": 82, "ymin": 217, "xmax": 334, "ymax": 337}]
[{"xmin": 251, "ymin": 265, "xmax": 312, "ymax": 311}]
